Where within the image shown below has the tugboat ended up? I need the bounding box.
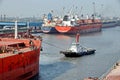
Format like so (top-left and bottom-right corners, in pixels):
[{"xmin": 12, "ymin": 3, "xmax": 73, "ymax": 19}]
[{"xmin": 60, "ymin": 33, "xmax": 96, "ymax": 57}]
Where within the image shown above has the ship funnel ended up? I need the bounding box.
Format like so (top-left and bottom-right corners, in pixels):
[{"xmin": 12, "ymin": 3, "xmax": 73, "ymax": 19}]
[
  {"xmin": 76, "ymin": 33, "xmax": 80, "ymax": 43},
  {"xmin": 15, "ymin": 20, "xmax": 18, "ymax": 39},
  {"xmin": 47, "ymin": 13, "xmax": 52, "ymax": 21}
]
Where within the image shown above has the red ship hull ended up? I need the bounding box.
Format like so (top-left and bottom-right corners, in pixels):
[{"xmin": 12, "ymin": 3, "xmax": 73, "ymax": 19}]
[
  {"xmin": 0, "ymin": 38, "xmax": 42, "ymax": 80},
  {"xmin": 55, "ymin": 23, "xmax": 102, "ymax": 34}
]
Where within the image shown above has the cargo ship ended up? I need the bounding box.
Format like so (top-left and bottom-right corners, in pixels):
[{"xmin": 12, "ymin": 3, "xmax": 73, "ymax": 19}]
[
  {"xmin": 41, "ymin": 13, "xmax": 59, "ymax": 34},
  {"xmin": 41, "ymin": 23, "xmax": 58, "ymax": 34},
  {"xmin": 55, "ymin": 15, "xmax": 102, "ymax": 34},
  {"xmin": 102, "ymin": 20, "xmax": 117, "ymax": 28},
  {"xmin": 0, "ymin": 21, "xmax": 42, "ymax": 80}
]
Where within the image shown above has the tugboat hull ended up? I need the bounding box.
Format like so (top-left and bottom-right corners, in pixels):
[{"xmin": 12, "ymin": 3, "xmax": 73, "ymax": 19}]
[{"xmin": 60, "ymin": 50, "xmax": 95, "ymax": 57}]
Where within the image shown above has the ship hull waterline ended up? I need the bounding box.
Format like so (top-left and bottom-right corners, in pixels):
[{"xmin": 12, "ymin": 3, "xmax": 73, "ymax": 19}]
[
  {"xmin": 41, "ymin": 26, "xmax": 59, "ymax": 34},
  {"xmin": 55, "ymin": 24, "xmax": 102, "ymax": 34}
]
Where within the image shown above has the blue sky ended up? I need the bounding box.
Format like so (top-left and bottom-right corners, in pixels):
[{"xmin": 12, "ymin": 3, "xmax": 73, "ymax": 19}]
[{"xmin": 0, "ymin": 0, "xmax": 120, "ymax": 17}]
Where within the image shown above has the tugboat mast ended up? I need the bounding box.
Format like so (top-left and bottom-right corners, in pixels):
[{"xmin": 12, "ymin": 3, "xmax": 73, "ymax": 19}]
[{"xmin": 76, "ymin": 33, "xmax": 80, "ymax": 43}]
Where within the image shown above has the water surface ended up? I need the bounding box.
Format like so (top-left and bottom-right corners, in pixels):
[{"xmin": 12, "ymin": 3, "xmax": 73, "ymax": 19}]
[{"xmin": 39, "ymin": 26, "xmax": 120, "ymax": 80}]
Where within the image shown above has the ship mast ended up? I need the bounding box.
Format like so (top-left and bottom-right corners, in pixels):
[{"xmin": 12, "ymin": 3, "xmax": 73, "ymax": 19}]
[
  {"xmin": 93, "ymin": 2, "xmax": 96, "ymax": 19},
  {"xmin": 15, "ymin": 20, "xmax": 18, "ymax": 39},
  {"xmin": 62, "ymin": 7, "xmax": 65, "ymax": 18},
  {"xmin": 27, "ymin": 22, "xmax": 29, "ymax": 29},
  {"xmin": 76, "ymin": 33, "xmax": 80, "ymax": 43},
  {"xmin": 79, "ymin": 6, "xmax": 83, "ymax": 16}
]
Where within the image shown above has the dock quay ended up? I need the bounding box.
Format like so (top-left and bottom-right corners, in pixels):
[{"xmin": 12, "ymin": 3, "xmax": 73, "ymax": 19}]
[{"xmin": 84, "ymin": 61, "xmax": 120, "ymax": 80}]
